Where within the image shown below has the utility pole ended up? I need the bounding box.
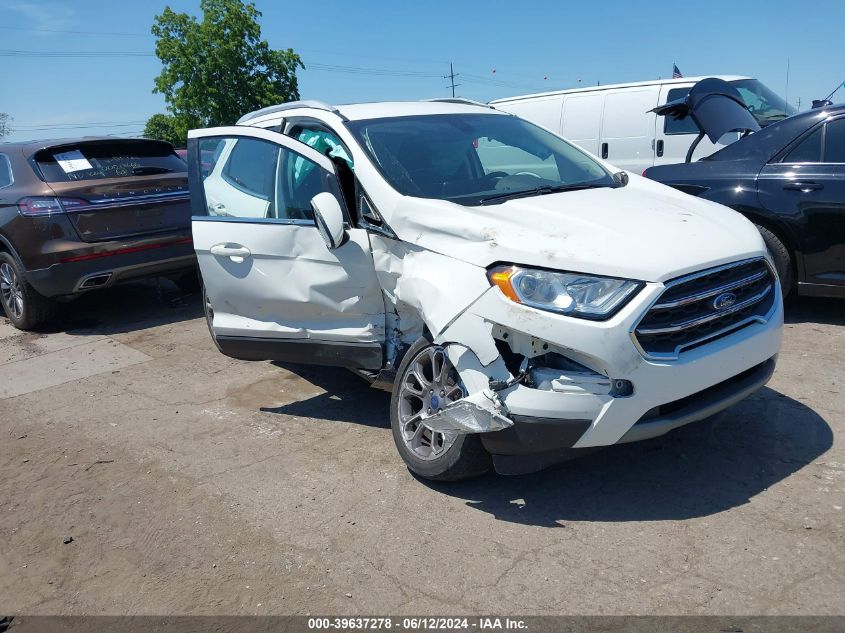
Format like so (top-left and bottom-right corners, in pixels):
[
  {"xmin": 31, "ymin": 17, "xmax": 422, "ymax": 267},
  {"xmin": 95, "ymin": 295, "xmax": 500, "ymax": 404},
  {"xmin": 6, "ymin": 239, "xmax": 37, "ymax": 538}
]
[{"xmin": 444, "ymin": 63, "xmax": 460, "ymax": 98}]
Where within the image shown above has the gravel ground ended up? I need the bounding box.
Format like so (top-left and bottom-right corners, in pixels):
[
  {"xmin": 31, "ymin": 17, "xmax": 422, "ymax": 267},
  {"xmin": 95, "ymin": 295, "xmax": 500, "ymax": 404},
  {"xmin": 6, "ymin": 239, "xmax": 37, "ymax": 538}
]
[{"xmin": 0, "ymin": 279, "xmax": 843, "ymax": 615}]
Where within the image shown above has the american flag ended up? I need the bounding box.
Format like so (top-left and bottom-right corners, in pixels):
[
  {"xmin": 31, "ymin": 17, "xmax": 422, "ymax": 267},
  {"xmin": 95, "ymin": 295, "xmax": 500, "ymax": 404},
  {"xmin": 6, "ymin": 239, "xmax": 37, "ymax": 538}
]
[{"xmin": 672, "ymin": 64, "xmax": 683, "ymax": 79}]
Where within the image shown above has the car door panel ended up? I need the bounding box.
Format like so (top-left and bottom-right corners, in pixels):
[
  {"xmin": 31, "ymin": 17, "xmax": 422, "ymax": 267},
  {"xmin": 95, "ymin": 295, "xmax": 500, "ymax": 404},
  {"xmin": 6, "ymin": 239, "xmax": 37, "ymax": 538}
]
[
  {"xmin": 188, "ymin": 126, "xmax": 386, "ymax": 367},
  {"xmin": 759, "ymin": 162, "xmax": 845, "ymax": 288},
  {"xmin": 758, "ymin": 117, "xmax": 845, "ymax": 291}
]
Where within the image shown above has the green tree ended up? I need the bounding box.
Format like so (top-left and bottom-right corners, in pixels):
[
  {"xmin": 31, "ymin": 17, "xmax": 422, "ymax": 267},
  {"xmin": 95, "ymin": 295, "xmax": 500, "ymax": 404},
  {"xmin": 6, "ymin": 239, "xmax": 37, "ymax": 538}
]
[
  {"xmin": 143, "ymin": 113, "xmax": 187, "ymax": 147},
  {"xmin": 0, "ymin": 113, "xmax": 11, "ymax": 139},
  {"xmin": 151, "ymin": 0, "xmax": 303, "ymax": 135}
]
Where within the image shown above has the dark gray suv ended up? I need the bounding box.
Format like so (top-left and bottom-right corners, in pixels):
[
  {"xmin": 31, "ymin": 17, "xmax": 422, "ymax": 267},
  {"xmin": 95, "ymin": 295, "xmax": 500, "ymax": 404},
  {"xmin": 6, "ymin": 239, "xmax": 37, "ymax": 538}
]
[{"xmin": 0, "ymin": 137, "xmax": 197, "ymax": 330}]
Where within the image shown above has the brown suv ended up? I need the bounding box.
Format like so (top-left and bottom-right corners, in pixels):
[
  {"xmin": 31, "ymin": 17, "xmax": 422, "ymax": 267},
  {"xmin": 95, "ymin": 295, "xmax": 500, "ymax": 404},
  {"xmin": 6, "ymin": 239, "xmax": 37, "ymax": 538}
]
[{"xmin": 0, "ymin": 137, "xmax": 197, "ymax": 330}]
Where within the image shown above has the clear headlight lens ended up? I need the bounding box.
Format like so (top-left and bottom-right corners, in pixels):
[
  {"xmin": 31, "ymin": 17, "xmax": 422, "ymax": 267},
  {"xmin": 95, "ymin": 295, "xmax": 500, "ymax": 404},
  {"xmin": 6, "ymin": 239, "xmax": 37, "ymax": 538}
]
[{"xmin": 488, "ymin": 265, "xmax": 641, "ymax": 319}]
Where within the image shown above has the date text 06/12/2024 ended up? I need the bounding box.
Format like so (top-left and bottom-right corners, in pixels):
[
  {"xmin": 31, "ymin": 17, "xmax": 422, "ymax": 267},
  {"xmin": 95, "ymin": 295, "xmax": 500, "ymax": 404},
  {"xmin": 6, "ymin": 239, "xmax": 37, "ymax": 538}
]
[{"xmin": 306, "ymin": 617, "xmax": 528, "ymax": 630}]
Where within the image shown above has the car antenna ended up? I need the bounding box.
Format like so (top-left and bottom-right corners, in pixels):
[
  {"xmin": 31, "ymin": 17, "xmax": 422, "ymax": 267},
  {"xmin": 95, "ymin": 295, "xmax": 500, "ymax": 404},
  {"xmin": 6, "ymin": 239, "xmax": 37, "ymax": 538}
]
[{"xmin": 813, "ymin": 78, "xmax": 845, "ymax": 109}]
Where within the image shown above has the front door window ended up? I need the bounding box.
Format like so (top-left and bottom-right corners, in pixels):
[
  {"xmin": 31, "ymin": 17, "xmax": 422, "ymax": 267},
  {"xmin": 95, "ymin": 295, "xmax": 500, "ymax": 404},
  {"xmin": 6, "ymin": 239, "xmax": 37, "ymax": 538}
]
[{"xmin": 199, "ymin": 135, "xmax": 342, "ymax": 221}]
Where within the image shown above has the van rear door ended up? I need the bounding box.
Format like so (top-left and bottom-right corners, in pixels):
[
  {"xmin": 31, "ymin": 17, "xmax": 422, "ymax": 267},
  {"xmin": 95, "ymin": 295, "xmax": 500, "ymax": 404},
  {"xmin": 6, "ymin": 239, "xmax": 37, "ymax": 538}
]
[{"xmin": 33, "ymin": 140, "xmax": 190, "ymax": 242}]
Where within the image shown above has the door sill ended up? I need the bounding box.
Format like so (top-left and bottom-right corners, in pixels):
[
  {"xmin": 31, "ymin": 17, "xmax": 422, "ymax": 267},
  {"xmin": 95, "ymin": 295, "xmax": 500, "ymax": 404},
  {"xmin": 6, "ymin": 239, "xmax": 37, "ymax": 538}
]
[
  {"xmin": 215, "ymin": 335, "xmax": 384, "ymax": 370},
  {"xmin": 797, "ymin": 281, "xmax": 845, "ymax": 299}
]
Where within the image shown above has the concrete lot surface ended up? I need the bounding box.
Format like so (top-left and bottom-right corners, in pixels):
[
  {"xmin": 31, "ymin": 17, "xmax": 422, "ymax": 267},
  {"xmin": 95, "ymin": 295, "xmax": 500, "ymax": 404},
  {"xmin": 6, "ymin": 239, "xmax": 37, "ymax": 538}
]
[{"xmin": 1, "ymin": 280, "xmax": 843, "ymax": 615}]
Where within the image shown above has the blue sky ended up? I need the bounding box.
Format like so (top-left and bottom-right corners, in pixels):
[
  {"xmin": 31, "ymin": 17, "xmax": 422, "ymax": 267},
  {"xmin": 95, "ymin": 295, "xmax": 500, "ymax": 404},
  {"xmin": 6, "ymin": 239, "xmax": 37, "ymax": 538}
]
[{"xmin": 2, "ymin": 0, "xmax": 844, "ymax": 143}]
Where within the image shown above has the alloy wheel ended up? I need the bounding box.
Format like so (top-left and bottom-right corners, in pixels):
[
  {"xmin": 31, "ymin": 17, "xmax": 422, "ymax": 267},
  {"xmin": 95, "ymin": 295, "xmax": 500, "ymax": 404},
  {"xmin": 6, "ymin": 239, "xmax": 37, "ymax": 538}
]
[
  {"xmin": 0, "ymin": 263, "xmax": 24, "ymax": 320},
  {"xmin": 397, "ymin": 345, "xmax": 465, "ymax": 461}
]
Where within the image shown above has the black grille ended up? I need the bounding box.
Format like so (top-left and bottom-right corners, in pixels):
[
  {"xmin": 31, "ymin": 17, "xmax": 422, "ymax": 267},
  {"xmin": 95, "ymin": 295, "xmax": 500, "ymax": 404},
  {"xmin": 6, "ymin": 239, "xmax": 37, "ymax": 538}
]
[{"xmin": 635, "ymin": 258, "xmax": 776, "ymax": 358}]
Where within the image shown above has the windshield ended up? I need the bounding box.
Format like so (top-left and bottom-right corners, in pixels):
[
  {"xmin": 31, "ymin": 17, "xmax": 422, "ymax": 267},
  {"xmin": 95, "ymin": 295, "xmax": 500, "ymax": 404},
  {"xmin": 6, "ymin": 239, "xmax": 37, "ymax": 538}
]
[
  {"xmin": 346, "ymin": 113, "xmax": 615, "ymax": 205},
  {"xmin": 732, "ymin": 79, "xmax": 796, "ymax": 126}
]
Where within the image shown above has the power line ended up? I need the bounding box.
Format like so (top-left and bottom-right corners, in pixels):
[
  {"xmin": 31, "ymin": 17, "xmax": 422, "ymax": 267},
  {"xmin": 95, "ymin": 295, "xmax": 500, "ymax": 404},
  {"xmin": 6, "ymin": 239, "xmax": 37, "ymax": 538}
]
[
  {"xmin": 307, "ymin": 62, "xmax": 440, "ymax": 78},
  {"xmin": 0, "ymin": 25, "xmax": 149, "ymax": 37},
  {"xmin": 0, "ymin": 49, "xmax": 153, "ymax": 58},
  {"xmin": 462, "ymin": 73, "xmax": 548, "ymax": 92},
  {"xmin": 12, "ymin": 122, "xmax": 148, "ymax": 131},
  {"xmin": 0, "ymin": 47, "xmax": 552, "ymax": 90}
]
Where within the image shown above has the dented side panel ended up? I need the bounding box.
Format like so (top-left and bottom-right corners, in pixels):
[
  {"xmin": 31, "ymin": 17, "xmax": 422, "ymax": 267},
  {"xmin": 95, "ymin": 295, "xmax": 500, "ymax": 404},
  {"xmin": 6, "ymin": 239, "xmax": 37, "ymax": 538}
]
[
  {"xmin": 196, "ymin": 221, "xmax": 385, "ymax": 342},
  {"xmin": 368, "ymin": 234, "xmax": 491, "ymax": 343}
]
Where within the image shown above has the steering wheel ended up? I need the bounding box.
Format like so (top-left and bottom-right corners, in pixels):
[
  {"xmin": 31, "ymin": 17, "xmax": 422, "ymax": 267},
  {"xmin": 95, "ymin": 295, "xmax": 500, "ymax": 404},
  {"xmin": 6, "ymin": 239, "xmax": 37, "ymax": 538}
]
[
  {"xmin": 479, "ymin": 170, "xmax": 509, "ymax": 186},
  {"xmin": 515, "ymin": 171, "xmax": 543, "ymax": 179}
]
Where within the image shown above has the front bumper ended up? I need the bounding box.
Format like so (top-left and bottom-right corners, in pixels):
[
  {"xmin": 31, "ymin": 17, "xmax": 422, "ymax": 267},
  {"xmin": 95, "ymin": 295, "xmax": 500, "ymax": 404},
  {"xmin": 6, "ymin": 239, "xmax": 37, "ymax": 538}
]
[
  {"xmin": 436, "ymin": 266, "xmax": 784, "ymax": 466},
  {"xmin": 25, "ymin": 237, "xmax": 196, "ymax": 297},
  {"xmin": 485, "ymin": 356, "xmax": 776, "ymax": 474}
]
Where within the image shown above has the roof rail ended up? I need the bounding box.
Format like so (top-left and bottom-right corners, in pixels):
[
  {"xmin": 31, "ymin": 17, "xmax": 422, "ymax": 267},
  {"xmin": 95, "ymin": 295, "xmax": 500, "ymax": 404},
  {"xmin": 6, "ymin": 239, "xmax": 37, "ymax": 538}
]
[
  {"xmin": 236, "ymin": 100, "xmax": 344, "ymax": 124},
  {"xmin": 426, "ymin": 97, "xmax": 495, "ymax": 109}
]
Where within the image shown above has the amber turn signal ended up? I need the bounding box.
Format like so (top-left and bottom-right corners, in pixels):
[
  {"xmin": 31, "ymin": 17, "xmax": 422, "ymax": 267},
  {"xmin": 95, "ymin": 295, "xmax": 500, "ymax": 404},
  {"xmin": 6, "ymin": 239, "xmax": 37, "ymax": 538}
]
[{"xmin": 487, "ymin": 266, "xmax": 521, "ymax": 303}]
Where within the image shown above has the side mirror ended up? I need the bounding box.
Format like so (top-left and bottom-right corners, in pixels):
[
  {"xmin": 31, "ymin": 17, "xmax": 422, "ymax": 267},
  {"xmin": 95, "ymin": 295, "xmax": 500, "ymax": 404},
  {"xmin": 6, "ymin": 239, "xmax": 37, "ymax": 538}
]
[
  {"xmin": 613, "ymin": 171, "xmax": 629, "ymax": 187},
  {"xmin": 311, "ymin": 192, "xmax": 347, "ymax": 250}
]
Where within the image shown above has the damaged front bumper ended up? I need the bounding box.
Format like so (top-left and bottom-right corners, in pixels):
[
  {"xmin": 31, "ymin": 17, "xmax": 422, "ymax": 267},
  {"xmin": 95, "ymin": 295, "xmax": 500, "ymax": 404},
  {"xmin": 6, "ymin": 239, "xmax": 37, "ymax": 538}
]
[{"xmin": 424, "ymin": 279, "xmax": 783, "ymax": 475}]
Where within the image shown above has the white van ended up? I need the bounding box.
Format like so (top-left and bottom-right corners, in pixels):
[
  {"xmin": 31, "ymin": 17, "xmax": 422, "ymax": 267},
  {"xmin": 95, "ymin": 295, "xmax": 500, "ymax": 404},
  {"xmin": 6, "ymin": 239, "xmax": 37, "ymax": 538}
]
[{"xmin": 491, "ymin": 76, "xmax": 795, "ymax": 173}]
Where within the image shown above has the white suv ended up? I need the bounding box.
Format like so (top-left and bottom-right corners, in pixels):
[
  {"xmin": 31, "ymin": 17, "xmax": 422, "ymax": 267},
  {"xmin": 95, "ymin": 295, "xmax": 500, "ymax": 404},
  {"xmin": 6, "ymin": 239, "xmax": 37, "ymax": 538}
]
[{"xmin": 187, "ymin": 99, "xmax": 783, "ymax": 480}]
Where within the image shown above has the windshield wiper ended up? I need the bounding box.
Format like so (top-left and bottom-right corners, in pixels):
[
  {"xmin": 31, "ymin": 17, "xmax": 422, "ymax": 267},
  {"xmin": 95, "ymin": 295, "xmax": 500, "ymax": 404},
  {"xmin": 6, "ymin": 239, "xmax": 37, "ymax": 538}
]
[
  {"xmin": 757, "ymin": 113, "xmax": 789, "ymax": 125},
  {"xmin": 478, "ymin": 183, "xmax": 608, "ymax": 205}
]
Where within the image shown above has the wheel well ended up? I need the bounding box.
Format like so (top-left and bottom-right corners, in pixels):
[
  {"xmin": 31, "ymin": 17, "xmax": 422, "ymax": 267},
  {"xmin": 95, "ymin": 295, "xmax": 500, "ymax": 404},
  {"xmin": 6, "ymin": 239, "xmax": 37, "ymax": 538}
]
[
  {"xmin": 734, "ymin": 211, "xmax": 797, "ymax": 278},
  {"xmin": 0, "ymin": 235, "xmax": 24, "ymax": 266}
]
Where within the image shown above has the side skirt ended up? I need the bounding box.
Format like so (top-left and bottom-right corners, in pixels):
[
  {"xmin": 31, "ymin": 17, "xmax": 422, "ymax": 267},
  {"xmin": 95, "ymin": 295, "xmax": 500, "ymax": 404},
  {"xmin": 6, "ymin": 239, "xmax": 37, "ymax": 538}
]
[
  {"xmin": 216, "ymin": 335, "xmax": 384, "ymax": 370},
  {"xmin": 797, "ymin": 281, "xmax": 845, "ymax": 299}
]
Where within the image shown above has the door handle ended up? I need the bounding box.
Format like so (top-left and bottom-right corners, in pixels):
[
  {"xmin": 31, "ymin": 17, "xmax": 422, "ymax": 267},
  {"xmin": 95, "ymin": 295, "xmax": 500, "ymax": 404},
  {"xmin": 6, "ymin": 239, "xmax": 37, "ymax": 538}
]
[
  {"xmin": 783, "ymin": 181, "xmax": 823, "ymax": 192},
  {"xmin": 601, "ymin": 142, "xmax": 609, "ymax": 159},
  {"xmin": 210, "ymin": 243, "xmax": 251, "ymax": 261},
  {"xmin": 656, "ymin": 139, "xmax": 664, "ymax": 157}
]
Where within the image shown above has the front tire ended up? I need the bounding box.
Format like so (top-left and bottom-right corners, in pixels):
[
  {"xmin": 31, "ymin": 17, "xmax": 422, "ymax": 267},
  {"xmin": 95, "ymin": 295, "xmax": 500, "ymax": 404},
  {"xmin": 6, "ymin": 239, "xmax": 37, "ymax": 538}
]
[
  {"xmin": 390, "ymin": 338, "xmax": 492, "ymax": 481},
  {"xmin": 0, "ymin": 251, "xmax": 55, "ymax": 331},
  {"xmin": 755, "ymin": 224, "xmax": 793, "ymax": 297}
]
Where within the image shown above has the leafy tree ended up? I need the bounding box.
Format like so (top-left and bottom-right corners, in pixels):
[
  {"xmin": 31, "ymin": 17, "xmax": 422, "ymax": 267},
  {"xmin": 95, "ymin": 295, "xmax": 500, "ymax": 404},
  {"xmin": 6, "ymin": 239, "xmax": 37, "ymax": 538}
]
[
  {"xmin": 0, "ymin": 113, "xmax": 11, "ymax": 139},
  {"xmin": 151, "ymin": 0, "xmax": 303, "ymax": 139},
  {"xmin": 143, "ymin": 113, "xmax": 186, "ymax": 147}
]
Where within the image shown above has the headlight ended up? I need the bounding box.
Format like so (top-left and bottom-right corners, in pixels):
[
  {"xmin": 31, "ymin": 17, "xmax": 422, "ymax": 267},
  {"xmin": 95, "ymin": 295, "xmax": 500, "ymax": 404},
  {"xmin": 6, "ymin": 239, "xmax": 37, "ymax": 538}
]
[{"xmin": 488, "ymin": 265, "xmax": 641, "ymax": 319}]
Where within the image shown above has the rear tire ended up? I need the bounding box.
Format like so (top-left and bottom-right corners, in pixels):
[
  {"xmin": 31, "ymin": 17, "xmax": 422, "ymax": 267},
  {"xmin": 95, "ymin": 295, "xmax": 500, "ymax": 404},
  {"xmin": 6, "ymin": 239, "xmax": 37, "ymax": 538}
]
[
  {"xmin": 754, "ymin": 224, "xmax": 793, "ymax": 297},
  {"xmin": 0, "ymin": 251, "xmax": 56, "ymax": 331},
  {"xmin": 390, "ymin": 337, "xmax": 492, "ymax": 481}
]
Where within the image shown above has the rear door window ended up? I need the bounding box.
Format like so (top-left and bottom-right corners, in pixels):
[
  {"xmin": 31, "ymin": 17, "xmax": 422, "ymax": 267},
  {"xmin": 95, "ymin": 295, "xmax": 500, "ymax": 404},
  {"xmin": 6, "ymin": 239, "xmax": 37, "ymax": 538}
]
[
  {"xmin": 784, "ymin": 127, "xmax": 822, "ymax": 163},
  {"xmin": 0, "ymin": 154, "xmax": 12, "ymax": 188},
  {"xmin": 34, "ymin": 141, "xmax": 186, "ymax": 182},
  {"xmin": 823, "ymin": 118, "xmax": 845, "ymax": 163}
]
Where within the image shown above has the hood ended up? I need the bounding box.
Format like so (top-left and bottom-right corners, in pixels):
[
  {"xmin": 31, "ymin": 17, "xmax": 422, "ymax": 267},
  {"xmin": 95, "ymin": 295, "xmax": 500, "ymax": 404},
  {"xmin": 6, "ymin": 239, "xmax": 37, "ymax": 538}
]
[{"xmin": 390, "ymin": 175, "xmax": 767, "ymax": 283}]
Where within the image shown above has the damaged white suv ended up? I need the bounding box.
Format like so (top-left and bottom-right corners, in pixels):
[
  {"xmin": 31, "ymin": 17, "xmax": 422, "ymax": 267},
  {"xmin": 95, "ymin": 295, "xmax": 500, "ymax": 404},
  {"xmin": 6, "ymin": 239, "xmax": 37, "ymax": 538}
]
[{"xmin": 187, "ymin": 99, "xmax": 783, "ymax": 480}]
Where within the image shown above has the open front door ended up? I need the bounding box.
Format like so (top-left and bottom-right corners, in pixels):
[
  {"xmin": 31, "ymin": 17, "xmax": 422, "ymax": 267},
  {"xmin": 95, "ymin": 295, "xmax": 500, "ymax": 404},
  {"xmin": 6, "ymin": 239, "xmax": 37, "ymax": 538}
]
[{"xmin": 187, "ymin": 126, "xmax": 385, "ymax": 369}]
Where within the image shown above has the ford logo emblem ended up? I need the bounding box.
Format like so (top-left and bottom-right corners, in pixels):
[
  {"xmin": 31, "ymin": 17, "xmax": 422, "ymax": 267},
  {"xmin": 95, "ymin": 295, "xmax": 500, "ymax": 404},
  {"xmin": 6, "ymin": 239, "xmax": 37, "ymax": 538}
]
[{"xmin": 713, "ymin": 292, "xmax": 737, "ymax": 310}]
